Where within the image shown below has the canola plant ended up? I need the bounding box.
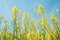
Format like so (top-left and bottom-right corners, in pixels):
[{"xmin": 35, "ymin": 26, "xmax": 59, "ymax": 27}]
[{"xmin": 0, "ymin": 5, "xmax": 60, "ymax": 40}]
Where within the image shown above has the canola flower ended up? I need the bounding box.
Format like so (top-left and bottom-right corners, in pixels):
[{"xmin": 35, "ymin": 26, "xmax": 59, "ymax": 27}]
[
  {"xmin": 0, "ymin": 14, "xmax": 4, "ymax": 25},
  {"xmin": 38, "ymin": 5, "xmax": 44, "ymax": 10},
  {"xmin": 0, "ymin": 5, "xmax": 60, "ymax": 40},
  {"xmin": 1, "ymin": 15, "xmax": 4, "ymax": 19},
  {"xmin": 34, "ymin": 5, "xmax": 44, "ymax": 14},
  {"xmin": 37, "ymin": 5, "xmax": 44, "ymax": 14},
  {"xmin": 39, "ymin": 20, "xmax": 45, "ymax": 28},
  {"xmin": 37, "ymin": 9, "xmax": 42, "ymax": 14},
  {"xmin": 45, "ymin": 32, "xmax": 52, "ymax": 40},
  {"xmin": 12, "ymin": 6, "xmax": 18, "ymax": 14},
  {"xmin": 0, "ymin": 14, "xmax": 4, "ymax": 19},
  {"xmin": 3, "ymin": 22, "xmax": 8, "ymax": 27},
  {"xmin": 50, "ymin": 14, "xmax": 59, "ymax": 23}
]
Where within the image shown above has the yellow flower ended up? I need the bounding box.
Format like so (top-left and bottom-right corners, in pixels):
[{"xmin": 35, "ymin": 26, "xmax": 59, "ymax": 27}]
[
  {"xmin": 12, "ymin": 6, "xmax": 18, "ymax": 14},
  {"xmin": 50, "ymin": 14, "xmax": 54, "ymax": 20},
  {"xmin": 50, "ymin": 14, "xmax": 59, "ymax": 23},
  {"xmin": 0, "ymin": 14, "xmax": 4, "ymax": 19},
  {"xmin": 38, "ymin": 5, "xmax": 44, "ymax": 10},
  {"xmin": 45, "ymin": 32, "xmax": 52, "ymax": 40},
  {"xmin": 34, "ymin": 5, "xmax": 44, "ymax": 15},
  {"xmin": 37, "ymin": 5, "xmax": 44, "ymax": 14},
  {"xmin": 3, "ymin": 22, "xmax": 8, "ymax": 27},
  {"xmin": 40, "ymin": 20, "xmax": 44, "ymax": 28},
  {"xmin": 37, "ymin": 9, "xmax": 42, "ymax": 14},
  {"xmin": 54, "ymin": 17, "xmax": 59, "ymax": 23},
  {"xmin": 41, "ymin": 35, "xmax": 44, "ymax": 40}
]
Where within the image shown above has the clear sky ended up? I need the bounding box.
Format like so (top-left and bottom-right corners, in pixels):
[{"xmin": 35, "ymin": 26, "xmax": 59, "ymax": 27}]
[{"xmin": 0, "ymin": 0, "xmax": 60, "ymax": 29}]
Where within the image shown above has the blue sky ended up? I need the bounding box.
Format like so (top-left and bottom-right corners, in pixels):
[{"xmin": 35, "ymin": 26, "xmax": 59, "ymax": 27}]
[{"xmin": 0, "ymin": 0, "xmax": 60, "ymax": 29}]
